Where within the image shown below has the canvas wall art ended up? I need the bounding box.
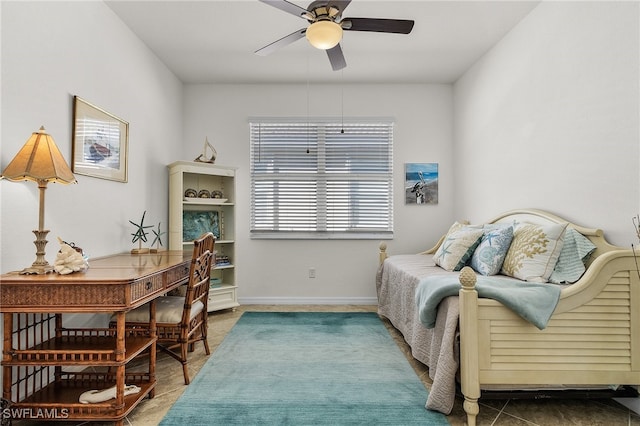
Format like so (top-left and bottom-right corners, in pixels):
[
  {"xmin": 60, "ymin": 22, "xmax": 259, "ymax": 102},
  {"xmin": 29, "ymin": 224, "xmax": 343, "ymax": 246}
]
[{"xmin": 405, "ymin": 163, "xmax": 438, "ymax": 205}]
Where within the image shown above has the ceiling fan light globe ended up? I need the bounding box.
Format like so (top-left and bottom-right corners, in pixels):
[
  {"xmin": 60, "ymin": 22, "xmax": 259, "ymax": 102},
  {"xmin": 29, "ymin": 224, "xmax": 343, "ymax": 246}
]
[{"xmin": 306, "ymin": 20, "xmax": 342, "ymax": 50}]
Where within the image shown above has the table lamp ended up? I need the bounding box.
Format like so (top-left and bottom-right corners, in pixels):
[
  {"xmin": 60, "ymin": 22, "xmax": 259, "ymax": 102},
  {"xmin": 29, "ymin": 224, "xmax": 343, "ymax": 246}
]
[{"xmin": 1, "ymin": 126, "xmax": 77, "ymax": 274}]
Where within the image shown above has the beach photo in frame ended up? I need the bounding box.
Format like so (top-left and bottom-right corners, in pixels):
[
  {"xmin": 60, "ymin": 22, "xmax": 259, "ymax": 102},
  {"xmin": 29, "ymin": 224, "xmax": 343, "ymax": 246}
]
[
  {"xmin": 405, "ymin": 163, "xmax": 438, "ymax": 205},
  {"xmin": 72, "ymin": 96, "xmax": 128, "ymax": 182}
]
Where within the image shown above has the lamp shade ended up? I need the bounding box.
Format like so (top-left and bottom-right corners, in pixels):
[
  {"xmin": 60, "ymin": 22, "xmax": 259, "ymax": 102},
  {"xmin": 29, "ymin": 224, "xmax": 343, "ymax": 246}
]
[
  {"xmin": 306, "ymin": 20, "xmax": 343, "ymax": 50},
  {"xmin": 1, "ymin": 126, "xmax": 76, "ymax": 184}
]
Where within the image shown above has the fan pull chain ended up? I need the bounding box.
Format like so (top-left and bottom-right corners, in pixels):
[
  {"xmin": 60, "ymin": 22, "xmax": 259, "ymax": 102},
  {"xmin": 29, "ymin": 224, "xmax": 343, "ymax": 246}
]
[
  {"xmin": 306, "ymin": 51, "xmax": 310, "ymax": 154},
  {"xmin": 341, "ymin": 68, "xmax": 345, "ymax": 134}
]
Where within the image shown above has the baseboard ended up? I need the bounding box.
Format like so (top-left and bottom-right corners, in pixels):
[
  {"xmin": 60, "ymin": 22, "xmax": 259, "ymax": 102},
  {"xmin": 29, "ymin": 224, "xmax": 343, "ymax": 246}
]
[{"xmin": 238, "ymin": 296, "xmax": 378, "ymax": 306}]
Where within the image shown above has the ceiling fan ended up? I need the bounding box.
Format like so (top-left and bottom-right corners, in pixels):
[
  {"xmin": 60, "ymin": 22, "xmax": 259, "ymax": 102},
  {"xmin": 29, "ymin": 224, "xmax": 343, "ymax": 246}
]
[{"xmin": 254, "ymin": 0, "xmax": 415, "ymax": 71}]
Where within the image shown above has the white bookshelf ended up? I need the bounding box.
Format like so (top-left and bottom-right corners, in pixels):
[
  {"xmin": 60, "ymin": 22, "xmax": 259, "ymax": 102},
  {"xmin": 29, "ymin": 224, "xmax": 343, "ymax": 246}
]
[{"xmin": 168, "ymin": 161, "xmax": 239, "ymax": 312}]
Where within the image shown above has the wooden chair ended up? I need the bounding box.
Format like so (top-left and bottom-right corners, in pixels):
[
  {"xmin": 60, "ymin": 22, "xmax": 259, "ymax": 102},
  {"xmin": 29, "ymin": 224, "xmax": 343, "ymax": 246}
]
[{"xmin": 117, "ymin": 232, "xmax": 215, "ymax": 384}]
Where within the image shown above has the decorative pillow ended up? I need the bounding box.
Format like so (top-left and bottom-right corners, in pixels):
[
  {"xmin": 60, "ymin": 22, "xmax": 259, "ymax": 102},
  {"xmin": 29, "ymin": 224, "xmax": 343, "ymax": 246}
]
[
  {"xmin": 432, "ymin": 221, "xmax": 468, "ymax": 252},
  {"xmin": 548, "ymin": 228, "xmax": 596, "ymax": 284},
  {"xmin": 443, "ymin": 221, "xmax": 467, "ymax": 237},
  {"xmin": 501, "ymin": 221, "xmax": 568, "ymax": 282},
  {"xmin": 433, "ymin": 226, "xmax": 484, "ymax": 272},
  {"xmin": 470, "ymin": 224, "xmax": 514, "ymax": 276}
]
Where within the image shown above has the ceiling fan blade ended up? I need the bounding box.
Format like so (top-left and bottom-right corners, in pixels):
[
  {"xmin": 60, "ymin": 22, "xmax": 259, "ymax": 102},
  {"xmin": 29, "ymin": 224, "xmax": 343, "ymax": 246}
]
[
  {"xmin": 342, "ymin": 18, "xmax": 415, "ymax": 34},
  {"xmin": 327, "ymin": 0, "xmax": 352, "ymax": 15},
  {"xmin": 259, "ymin": 0, "xmax": 308, "ymax": 19},
  {"xmin": 326, "ymin": 44, "xmax": 346, "ymax": 71},
  {"xmin": 255, "ymin": 28, "xmax": 307, "ymax": 56}
]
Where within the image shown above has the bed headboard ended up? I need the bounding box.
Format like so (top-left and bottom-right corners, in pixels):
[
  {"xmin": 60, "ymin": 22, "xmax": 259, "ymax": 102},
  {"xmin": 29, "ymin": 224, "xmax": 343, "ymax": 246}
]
[{"xmin": 486, "ymin": 208, "xmax": 622, "ymax": 266}]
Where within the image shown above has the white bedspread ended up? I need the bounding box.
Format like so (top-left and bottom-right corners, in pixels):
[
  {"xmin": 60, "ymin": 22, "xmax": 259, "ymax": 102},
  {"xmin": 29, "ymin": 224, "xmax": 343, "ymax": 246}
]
[{"xmin": 376, "ymin": 254, "xmax": 460, "ymax": 414}]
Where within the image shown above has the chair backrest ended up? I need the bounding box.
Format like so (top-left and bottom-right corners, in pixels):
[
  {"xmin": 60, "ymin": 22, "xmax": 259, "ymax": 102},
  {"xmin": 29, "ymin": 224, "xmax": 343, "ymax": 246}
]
[{"xmin": 182, "ymin": 232, "xmax": 215, "ymax": 325}]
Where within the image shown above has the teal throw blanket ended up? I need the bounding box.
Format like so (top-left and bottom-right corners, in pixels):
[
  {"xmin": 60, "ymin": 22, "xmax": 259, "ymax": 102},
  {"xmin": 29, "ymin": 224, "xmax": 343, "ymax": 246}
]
[{"xmin": 416, "ymin": 274, "xmax": 561, "ymax": 330}]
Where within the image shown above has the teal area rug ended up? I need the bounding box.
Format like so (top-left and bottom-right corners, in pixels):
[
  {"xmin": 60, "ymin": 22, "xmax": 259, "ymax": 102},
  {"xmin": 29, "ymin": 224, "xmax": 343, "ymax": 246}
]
[{"xmin": 160, "ymin": 312, "xmax": 449, "ymax": 425}]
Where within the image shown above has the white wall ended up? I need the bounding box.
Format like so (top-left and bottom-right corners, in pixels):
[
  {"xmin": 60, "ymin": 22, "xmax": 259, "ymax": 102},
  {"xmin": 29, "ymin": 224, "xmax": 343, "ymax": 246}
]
[
  {"xmin": 1, "ymin": 1, "xmax": 184, "ymax": 273},
  {"xmin": 3, "ymin": 0, "xmax": 636, "ymax": 305},
  {"xmin": 183, "ymin": 84, "xmax": 453, "ymax": 303},
  {"xmin": 453, "ymin": 1, "xmax": 639, "ymax": 247}
]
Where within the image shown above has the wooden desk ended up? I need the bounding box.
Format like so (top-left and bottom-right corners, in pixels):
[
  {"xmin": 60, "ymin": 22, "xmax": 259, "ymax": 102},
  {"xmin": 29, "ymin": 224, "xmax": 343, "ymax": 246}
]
[{"xmin": 0, "ymin": 251, "xmax": 191, "ymax": 425}]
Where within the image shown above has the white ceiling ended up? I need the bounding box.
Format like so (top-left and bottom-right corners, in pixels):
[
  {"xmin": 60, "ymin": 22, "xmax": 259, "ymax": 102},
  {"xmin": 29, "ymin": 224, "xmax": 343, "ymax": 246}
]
[{"xmin": 106, "ymin": 0, "xmax": 540, "ymax": 84}]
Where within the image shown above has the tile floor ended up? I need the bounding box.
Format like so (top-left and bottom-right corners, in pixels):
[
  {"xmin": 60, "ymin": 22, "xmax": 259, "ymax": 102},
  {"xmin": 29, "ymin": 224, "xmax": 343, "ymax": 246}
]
[{"xmin": 15, "ymin": 305, "xmax": 640, "ymax": 425}]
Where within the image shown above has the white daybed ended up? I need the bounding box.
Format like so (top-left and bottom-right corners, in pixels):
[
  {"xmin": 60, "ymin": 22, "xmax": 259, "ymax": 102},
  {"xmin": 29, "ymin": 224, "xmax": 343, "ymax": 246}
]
[{"xmin": 376, "ymin": 209, "xmax": 639, "ymax": 426}]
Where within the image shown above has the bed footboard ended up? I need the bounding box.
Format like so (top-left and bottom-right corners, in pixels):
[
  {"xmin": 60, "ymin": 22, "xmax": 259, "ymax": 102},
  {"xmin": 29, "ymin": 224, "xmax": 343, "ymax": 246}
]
[
  {"xmin": 457, "ymin": 248, "xmax": 640, "ymax": 426},
  {"xmin": 458, "ymin": 267, "xmax": 481, "ymax": 426}
]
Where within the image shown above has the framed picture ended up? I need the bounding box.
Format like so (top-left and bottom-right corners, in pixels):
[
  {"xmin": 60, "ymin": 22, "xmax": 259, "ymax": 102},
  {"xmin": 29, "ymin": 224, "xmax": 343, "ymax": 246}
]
[
  {"xmin": 183, "ymin": 211, "xmax": 220, "ymax": 241},
  {"xmin": 405, "ymin": 163, "xmax": 438, "ymax": 205},
  {"xmin": 72, "ymin": 96, "xmax": 128, "ymax": 182}
]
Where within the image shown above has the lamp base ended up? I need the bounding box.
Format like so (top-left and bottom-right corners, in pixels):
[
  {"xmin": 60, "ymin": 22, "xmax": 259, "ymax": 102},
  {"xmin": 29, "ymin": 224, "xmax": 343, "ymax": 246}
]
[
  {"xmin": 21, "ymin": 228, "xmax": 54, "ymax": 274},
  {"xmin": 19, "ymin": 264, "xmax": 54, "ymax": 275}
]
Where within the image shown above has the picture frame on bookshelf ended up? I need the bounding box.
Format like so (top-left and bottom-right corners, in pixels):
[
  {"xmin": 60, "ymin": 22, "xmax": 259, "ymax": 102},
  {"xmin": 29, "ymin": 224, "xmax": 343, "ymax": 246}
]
[{"xmin": 183, "ymin": 211, "xmax": 220, "ymax": 241}]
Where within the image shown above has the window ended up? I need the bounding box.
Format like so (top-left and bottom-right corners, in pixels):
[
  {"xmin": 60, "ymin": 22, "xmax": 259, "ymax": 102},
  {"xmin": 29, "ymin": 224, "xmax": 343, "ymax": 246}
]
[{"xmin": 250, "ymin": 119, "xmax": 393, "ymax": 239}]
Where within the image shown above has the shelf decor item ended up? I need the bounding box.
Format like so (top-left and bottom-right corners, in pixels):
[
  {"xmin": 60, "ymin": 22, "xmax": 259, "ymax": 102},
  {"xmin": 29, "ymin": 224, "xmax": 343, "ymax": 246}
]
[
  {"xmin": 129, "ymin": 211, "xmax": 153, "ymax": 254},
  {"xmin": 0, "ymin": 126, "xmax": 77, "ymax": 274},
  {"xmin": 194, "ymin": 136, "xmax": 217, "ymax": 164},
  {"xmin": 72, "ymin": 96, "xmax": 128, "ymax": 182},
  {"xmin": 183, "ymin": 210, "xmax": 220, "ymax": 241},
  {"xmin": 150, "ymin": 222, "xmax": 166, "ymax": 253}
]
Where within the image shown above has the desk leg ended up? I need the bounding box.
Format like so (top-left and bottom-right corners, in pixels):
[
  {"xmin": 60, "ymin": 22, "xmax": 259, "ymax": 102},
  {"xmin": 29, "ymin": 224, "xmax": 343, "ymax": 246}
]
[
  {"xmin": 55, "ymin": 314, "xmax": 63, "ymax": 383},
  {"xmin": 3, "ymin": 313, "xmax": 13, "ymax": 403},
  {"xmin": 149, "ymin": 300, "xmax": 156, "ymax": 399},
  {"xmin": 115, "ymin": 312, "xmax": 126, "ymax": 416}
]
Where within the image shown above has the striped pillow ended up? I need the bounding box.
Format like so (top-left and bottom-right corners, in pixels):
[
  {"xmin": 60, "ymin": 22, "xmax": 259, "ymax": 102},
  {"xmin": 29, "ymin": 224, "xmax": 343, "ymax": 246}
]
[{"xmin": 548, "ymin": 228, "xmax": 596, "ymax": 284}]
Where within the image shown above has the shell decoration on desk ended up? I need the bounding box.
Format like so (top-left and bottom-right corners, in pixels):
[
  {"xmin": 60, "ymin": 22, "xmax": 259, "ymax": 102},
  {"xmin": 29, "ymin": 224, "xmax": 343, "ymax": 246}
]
[{"xmin": 54, "ymin": 237, "xmax": 89, "ymax": 274}]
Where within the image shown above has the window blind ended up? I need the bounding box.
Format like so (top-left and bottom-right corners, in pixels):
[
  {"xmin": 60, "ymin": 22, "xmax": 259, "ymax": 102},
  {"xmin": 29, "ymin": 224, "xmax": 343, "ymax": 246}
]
[{"xmin": 250, "ymin": 119, "xmax": 393, "ymax": 239}]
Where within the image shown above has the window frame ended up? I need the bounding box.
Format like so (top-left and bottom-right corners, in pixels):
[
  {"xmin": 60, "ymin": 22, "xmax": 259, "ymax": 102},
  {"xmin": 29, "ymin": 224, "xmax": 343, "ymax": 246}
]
[{"xmin": 249, "ymin": 118, "xmax": 394, "ymax": 240}]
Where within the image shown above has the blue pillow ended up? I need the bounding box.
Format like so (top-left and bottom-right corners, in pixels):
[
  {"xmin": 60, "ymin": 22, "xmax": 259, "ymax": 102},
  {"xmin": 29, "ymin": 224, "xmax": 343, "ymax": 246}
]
[{"xmin": 470, "ymin": 224, "xmax": 514, "ymax": 276}]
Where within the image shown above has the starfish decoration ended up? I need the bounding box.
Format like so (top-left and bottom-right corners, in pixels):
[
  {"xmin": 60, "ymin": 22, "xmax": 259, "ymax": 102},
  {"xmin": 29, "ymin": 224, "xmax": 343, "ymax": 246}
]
[
  {"xmin": 151, "ymin": 222, "xmax": 166, "ymax": 249},
  {"xmin": 129, "ymin": 211, "xmax": 154, "ymax": 244}
]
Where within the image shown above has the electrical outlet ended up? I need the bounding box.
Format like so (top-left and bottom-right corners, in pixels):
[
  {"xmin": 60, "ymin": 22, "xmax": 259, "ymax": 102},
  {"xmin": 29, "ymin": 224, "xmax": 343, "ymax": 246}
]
[{"xmin": 308, "ymin": 267, "xmax": 316, "ymax": 278}]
